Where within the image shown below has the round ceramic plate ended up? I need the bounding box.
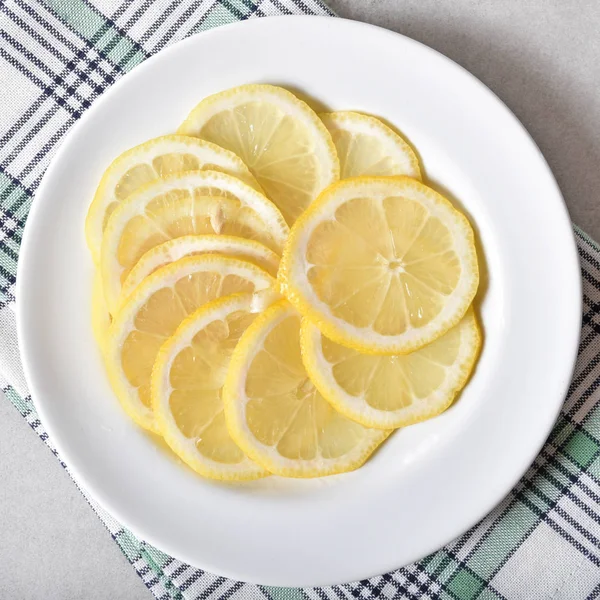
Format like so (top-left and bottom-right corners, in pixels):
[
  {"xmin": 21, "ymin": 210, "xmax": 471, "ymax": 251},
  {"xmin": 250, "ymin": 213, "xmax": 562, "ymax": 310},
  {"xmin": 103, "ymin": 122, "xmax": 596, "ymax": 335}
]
[{"xmin": 18, "ymin": 16, "xmax": 581, "ymax": 586}]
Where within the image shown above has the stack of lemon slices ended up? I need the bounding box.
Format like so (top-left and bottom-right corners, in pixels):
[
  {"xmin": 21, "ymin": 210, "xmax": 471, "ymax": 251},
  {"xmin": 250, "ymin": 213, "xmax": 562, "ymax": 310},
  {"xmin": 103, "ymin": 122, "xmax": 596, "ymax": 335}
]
[{"xmin": 87, "ymin": 84, "xmax": 481, "ymax": 481}]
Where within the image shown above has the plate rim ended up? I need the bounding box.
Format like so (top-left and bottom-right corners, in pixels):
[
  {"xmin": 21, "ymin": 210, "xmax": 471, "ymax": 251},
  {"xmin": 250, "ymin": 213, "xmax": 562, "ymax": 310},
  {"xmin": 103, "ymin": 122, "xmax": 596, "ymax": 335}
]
[{"xmin": 17, "ymin": 14, "xmax": 582, "ymax": 586}]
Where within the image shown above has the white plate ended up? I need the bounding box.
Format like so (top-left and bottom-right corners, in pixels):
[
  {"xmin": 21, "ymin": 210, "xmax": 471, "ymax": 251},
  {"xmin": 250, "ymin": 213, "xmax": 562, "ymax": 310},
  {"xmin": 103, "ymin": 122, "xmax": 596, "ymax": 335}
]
[{"xmin": 17, "ymin": 16, "xmax": 581, "ymax": 586}]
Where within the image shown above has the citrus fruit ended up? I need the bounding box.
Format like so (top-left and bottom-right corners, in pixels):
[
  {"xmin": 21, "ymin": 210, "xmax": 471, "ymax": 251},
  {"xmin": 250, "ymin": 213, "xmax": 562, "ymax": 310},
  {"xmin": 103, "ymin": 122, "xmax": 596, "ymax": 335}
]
[
  {"xmin": 301, "ymin": 309, "xmax": 481, "ymax": 429},
  {"xmin": 152, "ymin": 293, "xmax": 271, "ymax": 480},
  {"xmin": 223, "ymin": 301, "xmax": 391, "ymax": 477},
  {"xmin": 320, "ymin": 111, "xmax": 421, "ymax": 180},
  {"xmin": 178, "ymin": 84, "xmax": 339, "ymax": 225},
  {"xmin": 120, "ymin": 235, "xmax": 279, "ymax": 306},
  {"xmin": 279, "ymin": 176, "xmax": 479, "ymax": 354},
  {"xmin": 100, "ymin": 170, "xmax": 287, "ymax": 313},
  {"xmin": 86, "ymin": 135, "xmax": 260, "ymax": 263},
  {"xmin": 104, "ymin": 255, "xmax": 274, "ymax": 432}
]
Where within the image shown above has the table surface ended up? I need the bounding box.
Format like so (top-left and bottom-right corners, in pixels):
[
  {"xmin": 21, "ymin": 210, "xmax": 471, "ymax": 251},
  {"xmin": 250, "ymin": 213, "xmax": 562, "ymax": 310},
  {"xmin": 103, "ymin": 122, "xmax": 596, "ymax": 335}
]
[{"xmin": 2, "ymin": 1, "xmax": 599, "ymax": 597}]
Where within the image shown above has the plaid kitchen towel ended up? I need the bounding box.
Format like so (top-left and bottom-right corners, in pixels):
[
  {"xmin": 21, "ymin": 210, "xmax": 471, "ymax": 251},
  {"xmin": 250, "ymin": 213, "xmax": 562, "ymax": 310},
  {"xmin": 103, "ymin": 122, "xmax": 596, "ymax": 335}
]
[{"xmin": 1, "ymin": 1, "xmax": 600, "ymax": 598}]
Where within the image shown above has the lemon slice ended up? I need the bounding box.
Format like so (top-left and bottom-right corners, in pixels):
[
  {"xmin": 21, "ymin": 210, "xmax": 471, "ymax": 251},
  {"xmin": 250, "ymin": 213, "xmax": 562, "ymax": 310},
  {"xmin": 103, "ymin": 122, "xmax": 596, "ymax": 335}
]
[
  {"xmin": 178, "ymin": 84, "xmax": 339, "ymax": 225},
  {"xmin": 101, "ymin": 170, "xmax": 288, "ymax": 314},
  {"xmin": 302, "ymin": 309, "xmax": 481, "ymax": 429},
  {"xmin": 120, "ymin": 235, "xmax": 279, "ymax": 306},
  {"xmin": 152, "ymin": 293, "xmax": 270, "ymax": 480},
  {"xmin": 223, "ymin": 301, "xmax": 390, "ymax": 478},
  {"xmin": 279, "ymin": 177, "xmax": 479, "ymax": 354},
  {"xmin": 105, "ymin": 255, "xmax": 274, "ymax": 432},
  {"xmin": 320, "ymin": 111, "xmax": 421, "ymax": 180},
  {"xmin": 86, "ymin": 135, "xmax": 261, "ymax": 263}
]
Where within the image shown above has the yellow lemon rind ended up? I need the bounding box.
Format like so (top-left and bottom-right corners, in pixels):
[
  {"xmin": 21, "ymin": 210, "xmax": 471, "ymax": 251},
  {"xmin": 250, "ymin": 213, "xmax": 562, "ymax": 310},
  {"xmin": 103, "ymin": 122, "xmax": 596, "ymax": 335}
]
[{"xmin": 91, "ymin": 271, "xmax": 111, "ymax": 353}]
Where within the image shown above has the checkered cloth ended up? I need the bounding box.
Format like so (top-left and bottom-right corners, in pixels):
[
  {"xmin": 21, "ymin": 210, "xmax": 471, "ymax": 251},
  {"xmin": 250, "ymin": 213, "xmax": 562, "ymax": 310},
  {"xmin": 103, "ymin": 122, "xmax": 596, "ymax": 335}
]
[{"xmin": 1, "ymin": 1, "xmax": 599, "ymax": 598}]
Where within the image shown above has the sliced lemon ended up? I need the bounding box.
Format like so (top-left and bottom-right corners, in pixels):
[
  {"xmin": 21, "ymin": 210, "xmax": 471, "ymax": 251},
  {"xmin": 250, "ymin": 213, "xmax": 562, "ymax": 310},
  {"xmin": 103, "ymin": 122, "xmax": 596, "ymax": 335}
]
[
  {"xmin": 152, "ymin": 293, "xmax": 270, "ymax": 480},
  {"xmin": 178, "ymin": 84, "xmax": 340, "ymax": 225},
  {"xmin": 101, "ymin": 170, "xmax": 288, "ymax": 314},
  {"xmin": 320, "ymin": 111, "xmax": 421, "ymax": 180},
  {"xmin": 91, "ymin": 271, "xmax": 111, "ymax": 351},
  {"xmin": 301, "ymin": 309, "xmax": 481, "ymax": 429},
  {"xmin": 86, "ymin": 135, "xmax": 261, "ymax": 263},
  {"xmin": 279, "ymin": 177, "xmax": 479, "ymax": 354},
  {"xmin": 105, "ymin": 255, "xmax": 274, "ymax": 432},
  {"xmin": 223, "ymin": 301, "xmax": 390, "ymax": 478},
  {"xmin": 120, "ymin": 235, "xmax": 279, "ymax": 306}
]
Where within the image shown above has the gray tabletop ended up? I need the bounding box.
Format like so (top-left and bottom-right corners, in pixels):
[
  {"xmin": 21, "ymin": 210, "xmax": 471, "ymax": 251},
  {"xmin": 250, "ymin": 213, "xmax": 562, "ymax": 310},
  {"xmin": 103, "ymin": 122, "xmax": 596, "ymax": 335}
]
[{"xmin": 2, "ymin": 1, "xmax": 598, "ymax": 598}]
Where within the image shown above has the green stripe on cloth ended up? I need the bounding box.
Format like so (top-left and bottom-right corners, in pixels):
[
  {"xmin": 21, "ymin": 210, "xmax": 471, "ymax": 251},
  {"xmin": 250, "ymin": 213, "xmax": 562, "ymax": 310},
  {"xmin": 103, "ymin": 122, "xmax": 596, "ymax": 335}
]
[
  {"xmin": 263, "ymin": 587, "xmax": 306, "ymax": 600},
  {"xmin": 3, "ymin": 385, "xmax": 34, "ymax": 417},
  {"xmin": 43, "ymin": 0, "xmax": 147, "ymax": 69},
  {"xmin": 0, "ymin": 171, "xmax": 31, "ymax": 217},
  {"xmin": 446, "ymin": 567, "xmax": 486, "ymax": 600},
  {"xmin": 466, "ymin": 502, "xmax": 539, "ymax": 581},
  {"xmin": 1, "ymin": 1, "xmax": 600, "ymax": 599},
  {"xmin": 198, "ymin": 4, "xmax": 246, "ymax": 30}
]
